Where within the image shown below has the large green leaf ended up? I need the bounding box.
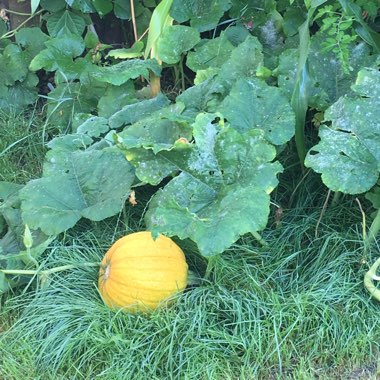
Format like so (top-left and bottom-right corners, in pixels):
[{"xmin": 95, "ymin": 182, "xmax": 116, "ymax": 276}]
[
  {"xmin": 305, "ymin": 68, "xmax": 380, "ymax": 194},
  {"xmin": 92, "ymin": 0, "xmax": 113, "ymax": 16},
  {"xmin": 220, "ymin": 78, "xmax": 295, "ymax": 145},
  {"xmin": 109, "ymin": 93, "xmax": 170, "ymax": 129},
  {"xmin": 40, "ymin": 0, "xmax": 66, "ymax": 12},
  {"xmin": 20, "ymin": 148, "xmax": 135, "ymax": 235},
  {"xmin": 29, "ymin": 32, "xmax": 85, "ymax": 72},
  {"xmin": 90, "ymin": 59, "xmax": 161, "ymax": 86},
  {"xmin": 186, "ymin": 32, "xmax": 235, "ymax": 72},
  {"xmin": 65, "ymin": 0, "xmax": 95, "ymax": 13},
  {"xmin": 46, "ymin": 10, "xmax": 87, "ymax": 37},
  {"xmin": 97, "ymin": 82, "xmax": 137, "ymax": 118},
  {"xmin": 75, "ymin": 116, "xmax": 109, "ymax": 137},
  {"xmin": 141, "ymin": 113, "xmax": 283, "ymax": 256},
  {"xmin": 16, "ymin": 27, "xmax": 50, "ymax": 58},
  {"xmin": 0, "ymin": 44, "xmax": 29, "ymax": 85},
  {"xmin": 276, "ymin": 33, "xmax": 376, "ymax": 110},
  {"xmin": 216, "ymin": 35, "xmax": 263, "ymax": 93},
  {"xmin": 157, "ymin": 25, "xmax": 200, "ymax": 64},
  {"xmin": 176, "ymin": 77, "xmax": 225, "ymax": 116},
  {"xmin": 0, "ymin": 74, "xmax": 39, "ymax": 110},
  {"xmin": 119, "ymin": 103, "xmax": 192, "ymax": 153},
  {"xmin": 113, "ymin": 0, "xmax": 131, "ymax": 19},
  {"xmin": 0, "ymin": 182, "xmax": 53, "ymax": 294},
  {"xmin": 170, "ymin": 0, "xmax": 231, "ymax": 32},
  {"xmin": 46, "ymin": 81, "xmax": 104, "ymax": 129}
]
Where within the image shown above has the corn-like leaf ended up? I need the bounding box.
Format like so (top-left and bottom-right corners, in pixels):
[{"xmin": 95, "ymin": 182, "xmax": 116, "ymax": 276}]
[{"xmin": 144, "ymin": 0, "xmax": 174, "ymax": 61}]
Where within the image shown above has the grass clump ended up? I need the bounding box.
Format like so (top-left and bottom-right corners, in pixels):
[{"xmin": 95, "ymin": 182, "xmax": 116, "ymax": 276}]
[
  {"xmin": 0, "ymin": 197, "xmax": 379, "ymax": 380},
  {"xmin": 0, "ymin": 109, "xmax": 47, "ymax": 183}
]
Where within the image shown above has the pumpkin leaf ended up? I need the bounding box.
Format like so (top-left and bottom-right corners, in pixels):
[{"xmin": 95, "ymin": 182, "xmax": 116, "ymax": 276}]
[
  {"xmin": 45, "ymin": 82, "xmax": 102, "ymax": 129},
  {"xmin": 75, "ymin": 116, "xmax": 109, "ymax": 137},
  {"xmin": 20, "ymin": 148, "xmax": 135, "ymax": 235},
  {"xmin": 92, "ymin": 0, "xmax": 113, "ymax": 16},
  {"xmin": 305, "ymin": 68, "xmax": 380, "ymax": 194},
  {"xmin": 157, "ymin": 25, "xmax": 200, "ymax": 64},
  {"xmin": 216, "ymin": 35, "xmax": 263, "ymax": 93},
  {"xmin": 170, "ymin": 0, "xmax": 232, "ymax": 32},
  {"xmin": 118, "ymin": 104, "xmax": 192, "ymax": 153},
  {"xmin": 176, "ymin": 77, "xmax": 225, "ymax": 117},
  {"xmin": 0, "ymin": 182, "xmax": 53, "ymax": 294},
  {"xmin": 138, "ymin": 113, "xmax": 283, "ymax": 256},
  {"xmin": 0, "ymin": 44, "xmax": 29, "ymax": 85},
  {"xmin": 15, "ymin": 27, "xmax": 50, "ymax": 58},
  {"xmin": 29, "ymin": 32, "xmax": 85, "ymax": 72},
  {"xmin": 109, "ymin": 93, "xmax": 170, "ymax": 129},
  {"xmin": 97, "ymin": 82, "xmax": 137, "ymax": 118},
  {"xmin": 107, "ymin": 42, "xmax": 145, "ymax": 59},
  {"xmin": 117, "ymin": 104, "xmax": 192, "ymax": 185},
  {"xmin": 90, "ymin": 59, "xmax": 161, "ymax": 86},
  {"xmin": 186, "ymin": 32, "xmax": 235, "ymax": 72},
  {"xmin": 220, "ymin": 78, "xmax": 295, "ymax": 145}
]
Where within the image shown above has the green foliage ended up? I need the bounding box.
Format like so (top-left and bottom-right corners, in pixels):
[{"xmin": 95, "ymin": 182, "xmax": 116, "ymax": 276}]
[
  {"xmin": 170, "ymin": 0, "xmax": 232, "ymax": 32},
  {"xmin": 0, "ymin": 0, "xmax": 379, "ymax": 290},
  {"xmin": 314, "ymin": 4, "xmax": 358, "ymax": 73},
  {"xmin": 305, "ymin": 68, "xmax": 380, "ymax": 194},
  {"xmin": 20, "ymin": 147, "xmax": 135, "ymax": 235},
  {"xmin": 221, "ymin": 78, "xmax": 295, "ymax": 145},
  {"xmin": 157, "ymin": 25, "xmax": 200, "ymax": 64},
  {"xmin": 144, "ymin": 114, "xmax": 283, "ymax": 255},
  {"xmin": 1, "ymin": 199, "xmax": 379, "ymax": 378}
]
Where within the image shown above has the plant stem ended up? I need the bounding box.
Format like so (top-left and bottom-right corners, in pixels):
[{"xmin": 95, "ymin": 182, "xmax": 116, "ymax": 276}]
[
  {"xmin": 204, "ymin": 256, "xmax": 217, "ymax": 281},
  {"xmin": 130, "ymin": 0, "xmax": 138, "ymax": 42},
  {"xmin": 364, "ymin": 257, "xmax": 380, "ymax": 301},
  {"xmin": 1, "ymin": 262, "xmax": 99, "ymax": 276},
  {"xmin": 0, "ymin": 9, "xmax": 43, "ymax": 40},
  {"xmin": 251, "ymin": 231, "xmax": 268, "ymax": 246},
  {"xmin": 365, "ymin": 208, "xmax": 380, "ymax": 247},
  {"xmin": 3, "ymin": 9, "xmax": 33, "ymax": 16},
  {"xmin": 179, "ymin": 54, "xmax": 185, "ymax": 92},
  {"xmin": 150, "ymin": 72, "xmax": 161, "ymax": 97},
  {"xmin": 331, "ymin": 191, "xmax": 341, "ymax": 207}
]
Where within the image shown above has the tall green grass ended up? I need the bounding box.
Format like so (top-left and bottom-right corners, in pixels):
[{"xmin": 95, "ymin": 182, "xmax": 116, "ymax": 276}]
[
  {"xmin": 0, "ymin": 109, "xmax": 47, "ymax": 183},
  {"xmin": 0, "ymin": 193, "xmax": 379, "ymax": 379}
]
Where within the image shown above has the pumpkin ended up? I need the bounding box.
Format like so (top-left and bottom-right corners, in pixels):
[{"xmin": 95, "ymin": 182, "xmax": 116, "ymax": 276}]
[{"xmin": 98, "ymin": 231, "xmax": 188, "ymax": 312}]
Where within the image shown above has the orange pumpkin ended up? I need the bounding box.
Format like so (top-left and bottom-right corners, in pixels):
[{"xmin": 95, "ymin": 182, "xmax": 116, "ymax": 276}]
[{"xmin": 98, "ymin": 231, "xmax": 188, "ymax": 312}]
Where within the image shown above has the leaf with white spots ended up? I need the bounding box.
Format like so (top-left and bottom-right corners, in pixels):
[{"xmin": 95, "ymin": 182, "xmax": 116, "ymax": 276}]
[
  {"xmin": 220, "ymin": 78, "xmax": 295, "ymax": 145},
  {"xmin": 157, "ymin": 25, "xmax": 200, "ymax": 64},
  {"xmin": 305, "ymin": 68, "xmax": 380, "ymax": 194},
  {"xmin": 141, "ymin": 113, "xmax": 283, "ymax": 256},
  {"xmin": 20, "ymin": 148, "xmax": 135, "ymax": 235}
]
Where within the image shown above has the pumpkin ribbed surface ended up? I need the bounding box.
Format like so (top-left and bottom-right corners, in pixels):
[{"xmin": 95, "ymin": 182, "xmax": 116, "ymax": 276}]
[{"xmin": 98, "ymin": 231, "xmax": 188, "ymax": 312}]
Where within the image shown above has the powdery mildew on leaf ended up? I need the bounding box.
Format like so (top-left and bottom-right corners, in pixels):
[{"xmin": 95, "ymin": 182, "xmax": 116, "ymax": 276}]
[
  {"xmin": 144, "ymin": 113, "xmax": 283, "ymax": 256},
  {"xmin": 305, "ymin": 68, "xmax": 380, "ymax": 194}
]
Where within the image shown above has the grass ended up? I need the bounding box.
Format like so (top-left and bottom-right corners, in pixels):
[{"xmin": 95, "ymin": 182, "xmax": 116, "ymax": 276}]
[
  {"xmin": 0, "ymin": 112, "xmax": 379, "ymax": 379},
  {"xmin": 0, "ymin": 109, "xmax": 47, "ymax": 183},
  {"xmin": 0, "ymin": 192, "xmax": 379, "ymax": 379}
]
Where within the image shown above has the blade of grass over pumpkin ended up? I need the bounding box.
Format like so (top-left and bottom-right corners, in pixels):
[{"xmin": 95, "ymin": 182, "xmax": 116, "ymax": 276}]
[{"xmin": 291, "ymin": 1, "xmax": 328, "ymax": 166}]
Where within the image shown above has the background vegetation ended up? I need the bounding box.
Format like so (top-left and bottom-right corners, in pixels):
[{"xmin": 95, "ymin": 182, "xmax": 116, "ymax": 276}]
[{"xmin": 0, "ymin": 0, "xmax": 379, "ymax": 378}]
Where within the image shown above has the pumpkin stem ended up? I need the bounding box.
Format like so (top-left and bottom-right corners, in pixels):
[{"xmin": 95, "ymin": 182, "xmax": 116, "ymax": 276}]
[{"xmin": 104, "ymin": 263, "xmax": 111, "ymax": 280}]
